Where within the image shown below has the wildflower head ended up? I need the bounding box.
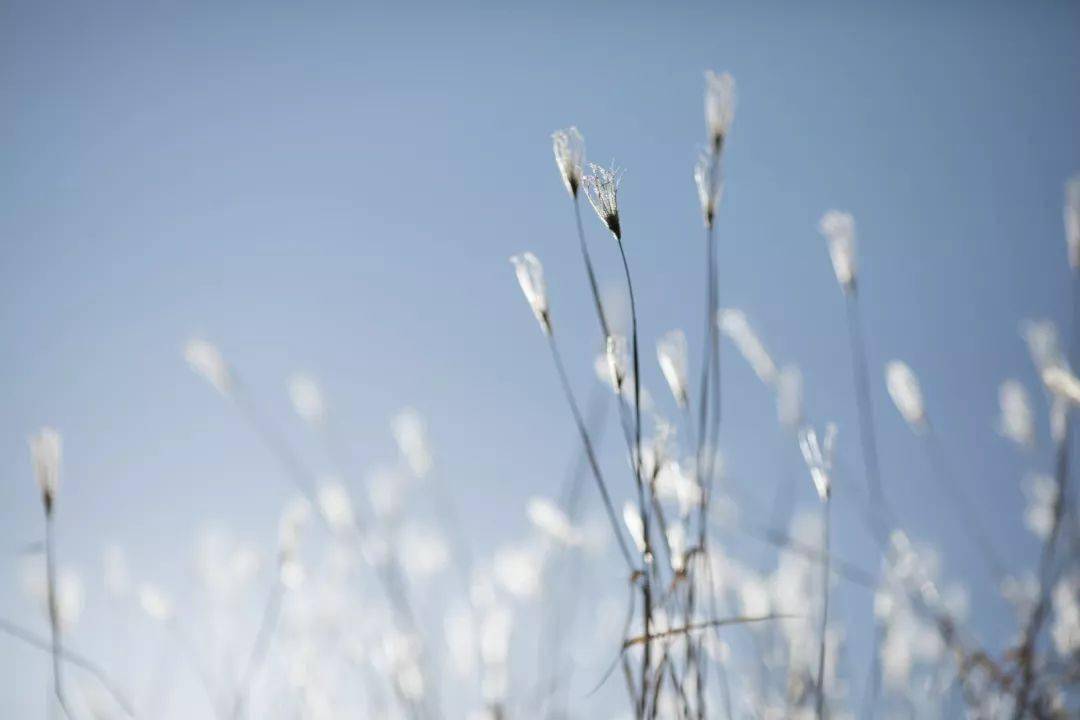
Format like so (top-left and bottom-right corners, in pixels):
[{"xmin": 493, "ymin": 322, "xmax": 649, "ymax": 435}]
[
  {"xmin": 583, "ymin": 162, "xmax": 623, "ymax": 239},
  {"xmin": 818, "ymin": 211, "xmax": 857, "ymax": 292},
  {"xmin": 694, "ymin": 150, "xmax": 722, "ymax": 227},
  {"xmin": 657, "ymin": 329, "xmax": 690, "ymax": 407},
  {"xmin": 704, "ymin": 70, "xmax": 736, "ymax": 153},
  {"xmin": 605, "ymin": 334, "xmax": 629, "ymax": 393},
  {"xmin": 509, "ymin": 252, "xmax": 550, "ymax": 334},
  {"xmin": 29, "ymin": 427, "xmax": 61, "ymax": 514},
  {"xmin": 799, "ymin": 423, "xmax": 837, "ymax": 502},
  {"xmin": 551, "ymin": 127, "xmax": 585, "ymax": 198},
  {"xmin": 1066, "ymin": 174, "xmax": 1080, "ymax": 270},
  {"xmin": 184, "ymin": 338, "xmax": 232, "ymax": 395},
  {"xmin": 886, "ymin": 361, "xmax": 926, "ymax": 430}
]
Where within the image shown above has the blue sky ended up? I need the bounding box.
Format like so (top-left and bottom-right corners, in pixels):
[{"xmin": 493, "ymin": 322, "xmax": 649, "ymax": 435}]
[{"xmin": 2, "ymin": 0, "xmax": 1078, "ymax": 715}]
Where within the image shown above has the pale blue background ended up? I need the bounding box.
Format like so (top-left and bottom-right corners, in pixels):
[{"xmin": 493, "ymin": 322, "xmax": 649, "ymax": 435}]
[{"xmin": 2, "ymin": 0, "xmax": 1078, "ymax": 715}]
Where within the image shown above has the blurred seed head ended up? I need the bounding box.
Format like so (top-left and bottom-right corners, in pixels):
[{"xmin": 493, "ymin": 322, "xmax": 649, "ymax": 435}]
[
  {"xmin": 392, "ymin": 407, "xmax": 433, "ymax": 479},
  {"xmin": 278, "ymin": 496, "xmax": 312, "ymax": 560},
  {"xmin": 583, "ymin": 162, "xmax": 623, "ymax": 239},
  {"xmin": 288, "ymin": 373, "xmax": 326, "ymax": 425},
  {"xmin": 492, "ymin": 544, "xmax": 541, "ymax": 598},
  {"xmin": 657, "ymin": 329, "xmax": 690, "ymax": 407},
  {"xmin": 776, "ymin": 364, "xmax": 803, "ymax": 430},
  {"xmin": 184, "ymin": 338, "xmax": 232, "ymax": 395},
  {"xmin": 526, "ymin": 496, "xmax": 579, "ymax": 545},
  {"xmin": 622, "ymin": 501, "xmax": 647, "ymax": 556},
  {"xmin": 551, "ymin": 126, "xmax": 585, "ymax": 198},
  {"xmin": 799, "ymin": 423, "xmax": 837, "ymax": 502},
  {"xmin": 694, "ymin": 150, "xmax": 722, "ymax": 227},
  {"xmin": 886, "ymin": 361, "xmax": 926, "ymax": 430},
  {"xmin": 509, "ymin": 252, "xmax": 550, "ymax": 334},
  {"xmin": 997, "ymin": 380, "xmax": 1034, "ymax": 449},
  {"xmin": 1021, "ymin": 319, "xmax": 1065, "ymax": 375},
  {"xmin": 719, "ymin": 309, "xmax": 778, "ymax": 386},
  {"xmin": 138, "ymin": 583, "xmax": 172, "ymax": 622},
  {"xmin": 704, "ymin": 70, "xmax": 736, "ymax": 152},
  {"xmin": 317, "ymin": 479, "xmax": 355, "ymax": 533},
  {"xmin": 605, "ymin": 334, "xmax": 629, "ymax": 394},
  {"xmin": 29, "ymin": 427, "xmax": 61, "ymax": 513},
  {"xmin": 1066, "ymin": 174, "xmax": 1080, "ymax": 270},
  {"xmin": 1022, "ymin": 474, "xmax": 1057, "ymax": 540},
  {"xmin": 1041, "ymin": 365, "xmax": 1080, "ymax": 406},
  {"xmin": 818, "ymin": 211, "xmax": 857, "ymax": 292}
]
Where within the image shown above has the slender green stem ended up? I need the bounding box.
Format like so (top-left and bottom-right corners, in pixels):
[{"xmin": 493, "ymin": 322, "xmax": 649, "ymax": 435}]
[{"xmin": 816, "ymin": 493, "xmax": 831, "ymax": 720}]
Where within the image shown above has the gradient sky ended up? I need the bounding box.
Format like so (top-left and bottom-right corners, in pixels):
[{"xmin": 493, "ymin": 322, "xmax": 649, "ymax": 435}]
[{"xmin": 2, "ymin": 0, "xmax": 1079, "ymax": 715}]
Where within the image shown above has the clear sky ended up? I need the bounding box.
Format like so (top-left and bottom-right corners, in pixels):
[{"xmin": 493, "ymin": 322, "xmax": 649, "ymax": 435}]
[{"xmin": 2, "ymin": 0, "xmax": 1078, "ymax": 716}]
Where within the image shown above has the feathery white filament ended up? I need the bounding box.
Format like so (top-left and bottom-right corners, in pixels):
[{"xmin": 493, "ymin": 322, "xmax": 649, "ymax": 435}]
[
  {"xmin": 509, "ymin": 252, "xmax": 550, "ymax": 334},
  {"xmin": 29, "ymin": 427, "xmax": 61, "ymax": 509},
  {"xmin": 886, "ymin": 361, "xmax": 925, "ymax": 429},
  {"xmin": 704, "ymin": 70, "xmax": 736, "ymax": 148},
  {"xmin": 1021, "ymin": 319, "xmax": 1064, "ymax": 374},
  {"xmin": 719, "ymin": 309, "xmax": 778, "ymax": 386},
  {"xmin": 657, "ymin": 329, "xmax": 690, "ymax": 407},
  {"xmin": 819, "ymin": 211, "xmax": 857, "ymax": 292},
  {"xmin": 583, "ymin": 163, "xmax": 622, "ymax": 238},
  {"xmin": 184, "ymin": 338, "xmax": 231, "ymax": 395},
  {"xmin": 666, "ymin": 523, "xmax": 687, "ymax": 573},
  {"xmin": 552, "ymin": 127, "xmax": 585, "ymax": 197},
  {"xmin": 997, "ymin": 380, "xmax": 1034, "ymax": 448}
]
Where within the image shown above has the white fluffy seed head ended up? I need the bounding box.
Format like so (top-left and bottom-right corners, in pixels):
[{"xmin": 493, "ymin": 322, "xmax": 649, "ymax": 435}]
[
  {"xmin": 29, "ymin": 427, "xmax": 61, "ymax": 512},
  {"xmin": 666, "ymin": 522, "xmax": 687, "ymax": 574},
  {"xmin": 1066, "ymin": 175, "xmax": 1080, "ymax": 270},
  {"xmin": 1042, "ymin": 366, "xmax": 1080, "ymax": 406},
  {"xmin": 1022, "ymin": 320, "xmax": 1065, "ymax": 375},
  {"xmin": 694, "ymin": 151, "xmax": 722, "ymax": 227},
  {"xmin": 583, "ymin": 163, "xmax": 623, "ymax": 239},
  {"xmin": 392, "ymin": 407, "xmax": 432, "ymax": 479},
  {"xmin": 184, "ymin": 338, "xmax": 231, "ymax": 395},
  {"xmin": 622, "ymin": 501, "xmax": 647, "ymax": 556},
  {"xmin": 288, "ymin": 374, "xmax": 325, "ymax": 425},
  {"xmin": 886, "ymin": 361, "xmax": 926, "ymax": 429},
  {"xmin": 704, "ymin": 70, "xmax": 736, "ymax": 152},
  {"xmin": 510, "ymin": 252, "xmax": 550, "ymax": 334},
  {"xmin": 998, "ymin": 380, "xmax": 1034, "ymax": 449},
  {"xmin": 526, "ymin": 496, "xmax": 578, "ymax": 545},
  {"xmin": 318, "ymin": 480, "xmax": 354, "ymax": 533},
  {"xmin": 819, "ymin": 211, "xmax": 857, "ymax": 292},
  {"xmin": 657, "ymin": 330, "xmax": 690, "ymax": 407},
  {"xmin": 552, "ymin": 127, "xmax": 585, "ymax": 198},
  {"xmin": 799, "ymin": 423, "xmax": 837, "ymax": 502},
  {"xmin": 718, "ymin": 309, "xmax": 778, "ymax": 386}
]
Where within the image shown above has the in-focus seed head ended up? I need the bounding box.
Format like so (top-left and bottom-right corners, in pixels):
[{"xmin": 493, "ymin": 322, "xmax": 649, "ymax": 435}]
[
  {"xmin": 583, "ymin": 162, "xmax": 623, "ymax": 239},
  {"xmin": 799, "ymin": 423, "xmax": 836, "ymax": 502},
  {"xmin": 509, "ymin": 252, "xmax": 550, "ymax": 334},
  {"xmin": 998, "ymin": 380, "xmax": 1034, "ymax": 449},
  {"xmin": 886, "ymin": 361, "xmax": 926, "ymax": 430},
  {"xmin": 718, "ymin": 308, "xmax": 778, "ymax": 386},
  {"xmin": 704, "ymin": 70, "xmax": 736, "ymax": 152},
  {"xmin": 184, "ymin": 338, "xmax": 232, "ymax": 395},
  {"xmin": 605, "ymin": 334, "xmax": 629, "ymax": 393},
  {"xmin": 551, "ymin": 127, "xmax": 585, "ymax": 198},
  {"xmin": 288, "ymin": 373, "xmax": 325, "ymax": 425},
  {"xmin": 1066, "ymin": 175, "xmax": 1080, "ymax": 270},
  {"xmin": 29, "ymin": 427, "xmax": 61, "ymax": 512},
  {"xmin": 622, "ymin": 501, "xmax": 647, "ymax": 555},
  {"xmin": 776, "ymin": 364, "xmax": 803, "ymax": 429},
  {"xmin": 819, "ymin": 210, "xmax": 857, "ymax": 292},
  {"xmin": 657, "ymin": 329, "xmax": 690, "ymax": 407},
  {"xmin": 694, "ymin": 151, "xmax": 722, "ymax": 227}
]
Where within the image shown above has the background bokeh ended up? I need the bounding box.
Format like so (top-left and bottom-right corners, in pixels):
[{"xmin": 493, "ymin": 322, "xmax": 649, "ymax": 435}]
[{"xmin": 2, "ymin": 0, "xmax": 1079, "ymax": 715}]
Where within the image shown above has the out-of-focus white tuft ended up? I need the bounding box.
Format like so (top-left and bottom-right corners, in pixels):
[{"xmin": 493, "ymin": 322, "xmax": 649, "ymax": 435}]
[
  {"xmin": 509, "ymin": 252, "xmax": 550, "ymax": 334},
  {"xmin": 184, "ymin": 338, "xmax": 232, "ymax": 395},
  {"xmin": 694, "ymin": 150, "xmax": 722, "ymax": 226},
  {"xmin": 583, "ymin": 163, "xmax": 623, "ymax": 238},
  {"xmin": 1041, "ymin": 366, "xmax": 1080, "ymax": 406},
  {"xmin": 704, "ymin": 70, "xmax": 736, "ymax": 150},
  {"xmin": 655, "ymin": 459, "xmax": 702, "ymax": 518},
  {"xmin": 399, "ymin": 524, "xmax": 450, "ymax": 582},
  {"xmin": 1022, "ymin": 320, "xmax": 1065, "ymax": 375},
  {"xmin": 776, "ymin": 364, "xmax": 803, "ymax": 429},
  {"xmin": 526, "ymin": 496, "xmax": 579, "ymax": 545},
  {"xmin": 666, "ymin": 522, "xmax": 687, "ymax": 573},
  {"xmin": 657, "ymin": 330, "xmax": 690, "ymax": 407},
  {"xmin": 392, "ymin": 407, "xmax": 433, "ymax": 479},
  {"xmin": 29, "ymin": 427, "xmax": 61, "ymax": 509},
  {"xmin": 818, "ymin": 211, "xmax": 857, "ymax": 292},
  {"xmin": 103, "ymin": 544, "xmax": 130, "ymax": 599},
  {"xmin": 719, "ymin": 309, "xmax": 778, "ymax": 386},
  {"xmin": 492, "ymin": 545, "xmax": 541, "ymax": 599},
  {"xmin": 1051, "ymin": 572, "xmax": 1080, "ymax": 656},
  {"xmin": 998, "ymin": 380, "xmax": 1034, "ymax": 449},
  {"xmin": 886, "ymin": 361, "xmax": 926, "ymax": 430},
  {"xmin": 288, "ymin": 374, "xmax": 325, "ymax": 425},
  {"xmin": 799, "ymin": 423, "xmax": 837, "ymax": 502},
  {"xmin": 552, "ymin": 127, "xmax": 585, "ymax": 198},
  {"xmin": 622, "ymin": 501, "xmax": 647, "ymax": 555},
  {"xmin": 1022, "ymin": 474, "xmax": 1057, "ymax": 540},
  {"xmin": 605, "ymin": 334, "xmax": 629, "ymax": 394},
  {"xmin": 317, "ymin": 479, "xmax": 355, "ymax": 533},
  {"xmin": 139, "ymin": 583, "xmax": 172, "ymax": 622},
  {"xmin": 1065, "ymin": 175, "xmax": 1080, "ymax": 270}
]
